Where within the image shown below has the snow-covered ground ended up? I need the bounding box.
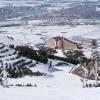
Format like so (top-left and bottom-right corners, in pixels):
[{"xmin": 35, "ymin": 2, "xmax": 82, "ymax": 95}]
[
  {"xmin": 0, "ymin": 64, "xmax": 100, "ymax": 100},
  {"xmin": 54, "ymin": 50, "xmax": 66, "ymax": 58},
  {"xmin": 0, "ymin": 25, "xmax": 97, "ymax": 37},
  {"xmin": 0, "ymin": 22, "xmax": 100, "ymax": 100},
  {"xmin": 0, "ymin": 0, "xmax": 45, "ymax": 7},
  {"xmin": 0, "ymin": 25, "xmax": 99, "ymax": 46}
]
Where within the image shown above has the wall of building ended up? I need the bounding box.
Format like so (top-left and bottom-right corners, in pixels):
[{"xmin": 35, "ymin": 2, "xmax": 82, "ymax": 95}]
[
  {"xmin": 45, "ymin": 38, "xmax": 77, "ymax": 49},
  {"xmin": 44, "ymin": 39, "xmax": 56, "ymax": 48},
  {"xmin": 63, "ymin": 39, "xmax": 77, "ymax": 49}
]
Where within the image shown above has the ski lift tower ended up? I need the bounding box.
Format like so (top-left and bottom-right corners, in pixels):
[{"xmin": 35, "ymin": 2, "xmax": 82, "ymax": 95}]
[{"xmin": 91, "ymin": 50, "xmax": 100, "ymax": 86}]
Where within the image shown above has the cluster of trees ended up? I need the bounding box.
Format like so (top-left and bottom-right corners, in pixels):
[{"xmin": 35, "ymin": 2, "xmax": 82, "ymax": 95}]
[
  {"xmin": 0, "ymin": 63, "xmax": 46, "ymax": 78},
  {"xmin": 16, "ymin": 46, "xmax": 48, "ymax": 64},
  {"xmin": 48, "ymin": 54, "xmax": 79, "ymax": 65},
  {"xmin": 14, "ymin": 46, "xmax": 87, "ymax": 65},
  {"xmin": 4, "ymin": 63, "xmax": 33, "ymax": 78},
  {"xmin": 48, "ymin": 50, "xmax": 86, "ymax": 65},
  {"xmin": 65, "ymin": 50, "xmax": 84, "ymax": 60}
]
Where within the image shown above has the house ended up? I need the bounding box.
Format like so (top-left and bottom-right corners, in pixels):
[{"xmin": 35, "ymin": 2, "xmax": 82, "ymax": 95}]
[{"xmin": 44, "ymin": 36, "xmax": 78, "ymax": 50}]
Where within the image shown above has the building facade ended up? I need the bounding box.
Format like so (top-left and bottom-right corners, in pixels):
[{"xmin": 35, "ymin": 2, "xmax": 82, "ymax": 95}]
[{"xmin": 45, "ymin": 36, "xmax": 78, "ymax": 50}]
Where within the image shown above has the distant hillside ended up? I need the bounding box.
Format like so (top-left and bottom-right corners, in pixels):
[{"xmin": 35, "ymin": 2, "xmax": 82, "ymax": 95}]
[{"xmin": 0, "ymin": 1, "xmax": 100, "ymax": 21}]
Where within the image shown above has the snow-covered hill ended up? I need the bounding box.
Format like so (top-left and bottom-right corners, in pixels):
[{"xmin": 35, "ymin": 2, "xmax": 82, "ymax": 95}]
[
  {"xmin": 0, "ymin": 43, "xmax": 36, "ymax": 68},
  {"xmin": 0, "ymin": 33, "xmax": 44, "ymax": 46},
  {"xmin": 0, "ymin": 64, "xmax": 100, "ymax": 100},
  {"xmin": 0, "ymin": 0, "xmax": 99, "ymax": 100}
]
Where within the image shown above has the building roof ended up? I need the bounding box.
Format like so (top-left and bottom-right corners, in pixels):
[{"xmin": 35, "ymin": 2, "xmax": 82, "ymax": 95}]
[
  {"xmin": 51, "ymin": 36, "xmax": 78, "ymax": 45},
  {"xmin": 52, "ymin": 36, "xmax": 63, "ymax": 41}
]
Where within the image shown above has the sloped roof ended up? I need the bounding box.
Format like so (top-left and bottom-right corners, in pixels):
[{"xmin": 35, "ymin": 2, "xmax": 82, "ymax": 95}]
[
  {"xmin": 51, "ymin": 36, "xmax": 78, "ymax": 45},
  {"xmin": 64, "ymin": 38, "xmax": 78, "ymax": 45}
]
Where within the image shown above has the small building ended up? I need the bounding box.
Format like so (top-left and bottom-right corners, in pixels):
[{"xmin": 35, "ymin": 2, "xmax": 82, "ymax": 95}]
[
  {"xmin": 44, "ymin": 36, "xmax": 78, "ymax": 50},
  {"xmin": 81, "ymin": 38, "xmax": 99, "ymax": 49},
  {"xmin": 72, "ymin": 36, "xmax": 100, "ymax": 49}
]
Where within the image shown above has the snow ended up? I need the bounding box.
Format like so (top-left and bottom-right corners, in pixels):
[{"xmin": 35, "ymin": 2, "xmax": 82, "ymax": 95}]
[
  {"xmin": 0, "ymin": 0, "xmax": 45, "ymax": 7},
  {"xmin": 96, "ymin": 7, "xmax": 100, "ymax": 12},
  {"xmin": 83, "ymin": 49, "xmax": 93, "ymax": 58},
  {"xmin": 31, "ymin": 63, "xmax": 49, "ymax": 73},
  {"xmin": 0, "ymin": 18, "xmax": 99, "ymax": 100},
  {"xmin": 0, "ymin": 64, "xmax": 100, "ymax": 100},
  {"xmin": 79, "ymin": 27, "xmax": 100, "ymax": 39},
  {"xmin": 0, "ymin": 24, "xmax": 99, "ymax": 46},
  {"xmin": 0, "ymin": 25, "xmax": 96, "ymax": 37},
  {"xmin": 54, "ymin": 49, "xmax": 66, "ymax": 58},
  {"xmin": 0, "ymin": 33, "xmax": 44, "ymax": 46}
]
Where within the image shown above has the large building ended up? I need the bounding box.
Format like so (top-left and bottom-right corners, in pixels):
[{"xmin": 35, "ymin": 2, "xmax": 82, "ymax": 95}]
[{"xmin": 44, "ymin": 36, "xmax": 78, "ymax": 50}]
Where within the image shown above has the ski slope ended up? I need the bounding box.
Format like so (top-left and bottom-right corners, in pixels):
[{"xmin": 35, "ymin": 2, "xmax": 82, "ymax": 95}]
[{"xmin": 0, "ymin": 64, "xmax": 100, "ymax": 100}]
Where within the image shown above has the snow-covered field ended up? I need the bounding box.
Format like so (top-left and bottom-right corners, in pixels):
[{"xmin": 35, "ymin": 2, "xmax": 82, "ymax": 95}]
[
  {"xmin": 0, "ymin": 0, "xmax": 45, "ymax": 7},
  {"xmin": 0, "ymin": 64, "xmax": 100, "ymax": 100},
  {"xmin": 0, "ymin": 25, "xmax": 97, "ymax": 37},
  {"xmin": 0, "ymin": 0, "xmax": 100, "ymax": 99},
  {"xmin": 0, "ymin": 23, "xmax": 100, "ymax": 100},
  {"xmin": 0, "ymin": 25, "xmax": 100, "ymax": 46}
]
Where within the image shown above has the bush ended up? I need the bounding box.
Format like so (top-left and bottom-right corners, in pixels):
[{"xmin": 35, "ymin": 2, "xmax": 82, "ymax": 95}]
[
  {"xmin": 34, "ymin": 84, "xmax": 37, "ymax": 87},
  {"xmin": 89, "ymin": 83, "xmax": 92, "ymax": 87},
  {"xmin": 26, "ymin": 83, "xmax": 33, "ymax": 87},
  {"xmin": 93, "ymin": 84, "xmax": 95, "ymax": 87},
  {"xmin": 65, "ymin": 50, "xmax": 84, "ymax": 60},
  {"xmin": 9, "ymin": 45, "xmax": 14, "ymax": 49},
  {"xmin": 32, "ymin": 71, "xmax": 47, "ymax": 76},
  {"xmin": 86, "ymin": 84, "xmax": 88, "ymax": 87},
  {"xmin": 15, "ymin": 84, "xmax": 23, "ymax": 87},
  {"xmin": 45, "ymin": 48, "xmax": 57, "ymax": 55}
]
